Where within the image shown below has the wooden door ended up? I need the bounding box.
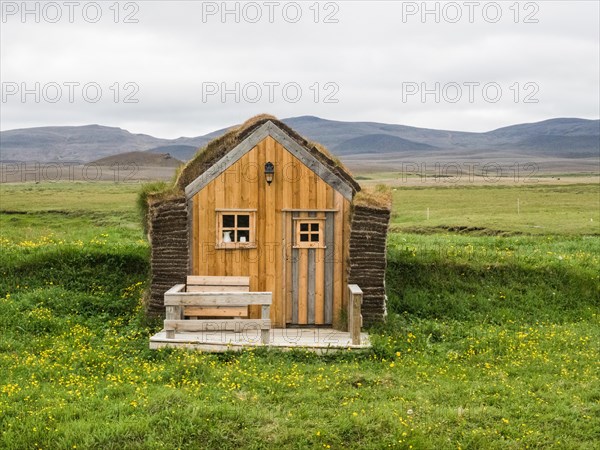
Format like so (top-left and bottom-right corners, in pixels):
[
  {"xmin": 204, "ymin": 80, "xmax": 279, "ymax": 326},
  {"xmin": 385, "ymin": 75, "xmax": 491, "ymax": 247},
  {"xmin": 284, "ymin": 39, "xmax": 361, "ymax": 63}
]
[{"xmin": 285, "ymin": 211, "xmax": 334, "ymax": 326}]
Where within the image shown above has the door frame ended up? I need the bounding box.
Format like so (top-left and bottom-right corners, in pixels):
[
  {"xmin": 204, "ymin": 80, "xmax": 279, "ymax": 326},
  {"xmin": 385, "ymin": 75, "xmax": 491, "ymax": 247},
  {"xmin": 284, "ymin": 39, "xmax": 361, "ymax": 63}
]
[{"xmin": 282, "ymin": 209, "xmax": 337, "ymax": 327}]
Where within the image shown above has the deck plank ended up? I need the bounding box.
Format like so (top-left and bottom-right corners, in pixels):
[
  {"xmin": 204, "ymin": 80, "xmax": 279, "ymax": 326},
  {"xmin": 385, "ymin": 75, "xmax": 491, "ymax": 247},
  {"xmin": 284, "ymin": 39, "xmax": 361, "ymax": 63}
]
[{"xmin": 150, "ymin": 327, "xmax": 370, "ymax": 352}]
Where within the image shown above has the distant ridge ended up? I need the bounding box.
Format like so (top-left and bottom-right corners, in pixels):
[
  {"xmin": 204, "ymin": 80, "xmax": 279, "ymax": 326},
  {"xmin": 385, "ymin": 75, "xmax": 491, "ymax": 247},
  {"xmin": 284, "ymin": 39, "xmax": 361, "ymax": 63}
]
[
  {"xmin": 332, "ymin": 134, "xmax": 438, "ymax": 155},
  {"xmin": 1, "ymin": 117, "xmax": 598, "ymax": 163},
  {"xmin": 90, "ymin": 151, "xmax": 183, "ymax": 167},
  {"xmin": 145, "ymin": 145, "xmax": 200, "ymax": 162}
]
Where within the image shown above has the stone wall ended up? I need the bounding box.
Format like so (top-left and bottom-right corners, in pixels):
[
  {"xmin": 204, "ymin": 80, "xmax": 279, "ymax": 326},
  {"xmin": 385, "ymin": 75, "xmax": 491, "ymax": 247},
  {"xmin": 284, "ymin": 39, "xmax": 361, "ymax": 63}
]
[
  {"xmin": 348, "ymin": 204, "xmax": 391, "ymax": 326},
  {"xmin": 147, "ymin": 196, "xmax": 188, "ymax": 314}
]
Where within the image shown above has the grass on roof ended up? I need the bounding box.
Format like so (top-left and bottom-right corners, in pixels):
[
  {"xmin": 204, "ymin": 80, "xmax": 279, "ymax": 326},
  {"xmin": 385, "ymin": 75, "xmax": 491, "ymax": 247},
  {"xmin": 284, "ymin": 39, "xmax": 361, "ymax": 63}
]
[
  {"xmin": 354, "ymin": 184, "xmax": 393, "ymax": 210},
  {"xmin": 175, "ymin": 114, "xmax": 278, "ymax": 190}
]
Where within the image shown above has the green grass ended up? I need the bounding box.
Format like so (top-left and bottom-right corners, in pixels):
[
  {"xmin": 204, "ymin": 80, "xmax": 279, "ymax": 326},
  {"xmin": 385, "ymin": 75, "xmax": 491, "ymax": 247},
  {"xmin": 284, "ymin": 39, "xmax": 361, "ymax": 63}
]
[
  {"xmin": 1, "ymin": 182, "xmax": 599, "ymax": 449},
  {"xmin": 391, "ymin": 184, "xmax": 600, "ymax": 235},
  {"xmin": 0, "ymin": 182, "xmax": 143, "ymax": 243}
]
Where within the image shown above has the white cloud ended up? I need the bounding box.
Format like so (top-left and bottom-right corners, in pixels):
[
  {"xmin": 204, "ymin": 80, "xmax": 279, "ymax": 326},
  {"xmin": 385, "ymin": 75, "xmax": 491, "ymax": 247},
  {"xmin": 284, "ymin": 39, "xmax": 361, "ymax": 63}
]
[{"xmin": 1, "ymin": 0, "xmax": 598, "ymax": 137}]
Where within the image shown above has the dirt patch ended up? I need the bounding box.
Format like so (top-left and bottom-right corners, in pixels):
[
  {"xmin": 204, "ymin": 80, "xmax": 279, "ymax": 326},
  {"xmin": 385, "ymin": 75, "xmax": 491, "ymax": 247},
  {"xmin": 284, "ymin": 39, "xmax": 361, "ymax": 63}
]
[{"xmin": 394, "ymin": 225, "xmax": 522, "ymax": 236}]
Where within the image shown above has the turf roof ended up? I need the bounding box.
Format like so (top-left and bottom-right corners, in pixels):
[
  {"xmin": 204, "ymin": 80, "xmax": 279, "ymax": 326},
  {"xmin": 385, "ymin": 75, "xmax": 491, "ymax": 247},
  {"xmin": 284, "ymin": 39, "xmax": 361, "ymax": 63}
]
[{"xmin": 175, "ymin": 114, "xmax": 361, "ymax": 195}]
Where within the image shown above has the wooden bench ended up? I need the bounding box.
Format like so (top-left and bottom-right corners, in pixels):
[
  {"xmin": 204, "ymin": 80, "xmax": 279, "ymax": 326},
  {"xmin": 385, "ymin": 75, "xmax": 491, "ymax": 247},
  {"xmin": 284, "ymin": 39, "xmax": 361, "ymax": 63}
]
[{"xmin": 163, "ymin": 276, "xmax": 272, "ymax": 344}]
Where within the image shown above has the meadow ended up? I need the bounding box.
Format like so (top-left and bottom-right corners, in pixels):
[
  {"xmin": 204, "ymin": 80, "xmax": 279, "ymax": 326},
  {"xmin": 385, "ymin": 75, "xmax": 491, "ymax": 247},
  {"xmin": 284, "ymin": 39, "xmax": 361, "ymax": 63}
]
[{"xmin": 0, "ymin": 181, "xmax": 598, "ymax": 449}]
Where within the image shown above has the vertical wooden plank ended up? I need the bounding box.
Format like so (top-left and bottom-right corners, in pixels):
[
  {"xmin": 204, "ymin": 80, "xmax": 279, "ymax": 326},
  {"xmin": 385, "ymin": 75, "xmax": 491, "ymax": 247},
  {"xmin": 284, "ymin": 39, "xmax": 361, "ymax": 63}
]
[
  {"xmin": 281, "ymin": 143, "xmax": 292, "ymax": 210},
  {"xmin": 314, "ymin": 211, "xmax": 326, "ymax": 325},
  {"xmin": 224, "ymin": 161, "xmax": 236, "ymax": 277},
  {"xmin": 291, "ymin": 211, "xmax": 299, "ymax": 324},
  {"xmin": 165, "ymin": 305, "xmax": 182, "ymax": 338},
  {"xmin": 281, "ymin": 211, "xmax": 288, "ymax": 327},
  {"xmin": 282, "ymin": 146, "xmax": 297, "ymax": 325},
  {"xmin": 316, "ymin": 177, "xmax": 327, "ymax": 210},
  {"xmin": 273, "ymin": 137, "xmax": 283, "ymax": 327},
  {"xmin": 308, "ymin": 170, "xmax": 316, "ymax": 209},
  {"xmin": 247, "ymin": 146, "xmax": 259, "ymax": 310},
  {"xmin": 192, "ymin": 195, "xmax": 199, "ymax": 275},
  {"xmin": 342, "ymin": 196, "xmax": 352, "ymax": 330},
  {"xmin": 274, "ymin": 141, "xmax": 286, "ymax": 327},
  {"xmin": 314, "ymin": 246, "xmax": 324, "ymax": 324},
  {"xmin": 239, "ymin": 153, "xmax": 250, "ymax": 282},
  {"xmin": 306, "ymin": 211, "xmax": 317, "ymax": 325},
  {"xmin": 326, "ymin": 185, "xmax": 334, "ymax": 210},
  {"xmin": 214, "ymin": 168, "xmax": 225, "ymax": 209},
  {"xmin": 197, "ymin": 190, "xmax": 205, "ymax": 275},
  {"xmin": 292, "ymin": 249, "xmax": 299, "ymax": 324},
  {"xmin": 324, "ymin": 211, "xmax": 334, "ymax": 324},
  {"xmin": 294, "ymin": 154, "xmax": 307, "ymax": 210},
  {"xmin": 240, "ymin": 152, "xmax": 250, "ymax": 207},
  {"xmin": 285, "ymin": 212, "xmax": 293, "ymax": 324},
  {"xmin": 265, "ymin": 137, "xmax": 278, "ymax": 325},
  {"xmin": 292, "ymin": 153, "xmax": 301, "ymax": 210},
  {"xmin": 348, "ymin": 285, "xmax": 362, "ymax": 345},
  {"xmin": 225, "ymin": 163, "xmax": 235, "ymax": 207},
  {"xmin": 307, "ymin": 248, "xmax": 316, "ymax": 325},
  {"xmin": 247, "ymin": 146, "xmax": 259, "ymax": 210},
  {"xmin": 205, "ymin": 182, "xmax": 217, "ymax": 276},
  {"xmin": 214, "ymin": 173, "xmax": 226, "ymax": 277},
  {"xmin": 261, "ymin": 304, "xmax": 270, "ymax": 344},
  {"xmin": 333, "ymin": 191, "xmax": 344, "ymax": 328},
  {"xmin": 298, "ymin": 248, "xmax": 307, "ymax": 325},
  {"xmin": 253, "ymin": 139, "xmax": 267, "ymax": 320}
]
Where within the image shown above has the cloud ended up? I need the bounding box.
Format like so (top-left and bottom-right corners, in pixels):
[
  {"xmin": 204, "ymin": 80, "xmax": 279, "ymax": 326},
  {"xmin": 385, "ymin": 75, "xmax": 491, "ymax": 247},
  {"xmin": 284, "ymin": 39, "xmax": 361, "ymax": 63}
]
[{"xmin": 1, "ymin": 1, "xmax": 598, "ymax": 137}]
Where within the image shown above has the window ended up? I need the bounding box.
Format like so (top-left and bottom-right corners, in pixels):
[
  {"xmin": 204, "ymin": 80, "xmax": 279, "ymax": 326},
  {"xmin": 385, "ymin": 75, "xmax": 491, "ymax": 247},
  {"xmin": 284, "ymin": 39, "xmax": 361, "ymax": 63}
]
[
  {"xmin": 216, "ymin": 210, "xmax": 256, "ymax": 248},
  {"xmin": 295, "ymin": 220, "xmax": 325, "ymax": 248}
]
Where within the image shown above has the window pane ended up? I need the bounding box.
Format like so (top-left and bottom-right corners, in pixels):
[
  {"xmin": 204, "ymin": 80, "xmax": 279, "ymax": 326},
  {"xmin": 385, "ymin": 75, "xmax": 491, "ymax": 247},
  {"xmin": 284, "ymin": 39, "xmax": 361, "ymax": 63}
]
[
  {"xmin": 311, "ymin": 223, "xmax": 319, "ymax": 232},
  {"xmin": 310, "ymin": 233, "xmax": 320, "ymax": 242},
  {"xmin": 300, "ymin": 223, "xmax": 309, "ymax": 232},
  {"xmin": 222, "ymin": 214, "xmax": 235, "ymax": 228},
  {"xmin": 300, "ymin": 234, "xmax": 309, "ymax": 242},
  {"xmin": 237, "ymin": 230, "xmax": 250, "ymax": 242},
  {"xmin": 237, "ymin": 214, "xmax": 249, "ymax": 228}
]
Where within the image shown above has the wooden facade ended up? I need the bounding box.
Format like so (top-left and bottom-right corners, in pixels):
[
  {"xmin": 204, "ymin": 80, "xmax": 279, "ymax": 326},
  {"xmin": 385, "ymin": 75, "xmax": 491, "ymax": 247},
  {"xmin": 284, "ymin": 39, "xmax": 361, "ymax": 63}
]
[
  {"xmin": 147, "ymin": 117, "xmax": 391, "ymax": 348},
  {"xmin": 189, "ymin": 135, "xmax": 352, "ymax": 328}
]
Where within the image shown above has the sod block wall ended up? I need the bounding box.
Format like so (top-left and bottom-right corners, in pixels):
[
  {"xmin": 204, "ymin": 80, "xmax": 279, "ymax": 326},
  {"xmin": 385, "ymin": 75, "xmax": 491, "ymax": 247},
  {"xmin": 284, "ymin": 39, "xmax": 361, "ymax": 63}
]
[
  {"xmin": 147, "ymin": 197, "xmax": 188, "ymax": 313},
  {"xmin": 348, "ymin": 204, "xmax": 391, "ymax": 325}
]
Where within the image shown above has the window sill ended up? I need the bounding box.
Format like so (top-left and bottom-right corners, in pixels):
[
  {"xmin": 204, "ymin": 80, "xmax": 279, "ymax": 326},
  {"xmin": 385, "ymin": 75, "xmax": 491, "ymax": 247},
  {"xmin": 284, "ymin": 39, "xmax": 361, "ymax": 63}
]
[
  {"xmin": 215, "ymin": 243, "xmax": 257, "ymax": 250},
  {"xmin": 293, "ymin": 245, "xmax": 327, "ymax": 249}
]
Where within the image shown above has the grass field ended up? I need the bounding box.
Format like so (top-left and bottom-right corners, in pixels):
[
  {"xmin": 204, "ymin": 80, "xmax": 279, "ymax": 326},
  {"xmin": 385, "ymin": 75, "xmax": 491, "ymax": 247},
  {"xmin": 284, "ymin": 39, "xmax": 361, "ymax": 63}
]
[
  {"xmin": 0, "ymin": 181, "xmax": 599, "ymax": 449},
  {"xmin": 390, "ymin": 184, "xmax": 600, "ymax": 236}
]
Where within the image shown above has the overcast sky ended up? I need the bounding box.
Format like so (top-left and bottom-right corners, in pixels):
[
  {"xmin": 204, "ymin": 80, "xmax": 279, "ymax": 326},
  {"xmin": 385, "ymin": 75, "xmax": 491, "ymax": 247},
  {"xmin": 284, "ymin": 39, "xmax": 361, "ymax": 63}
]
[{"xmin": 1, "ymin": 1, "xmax": 598, "ymax": 137}]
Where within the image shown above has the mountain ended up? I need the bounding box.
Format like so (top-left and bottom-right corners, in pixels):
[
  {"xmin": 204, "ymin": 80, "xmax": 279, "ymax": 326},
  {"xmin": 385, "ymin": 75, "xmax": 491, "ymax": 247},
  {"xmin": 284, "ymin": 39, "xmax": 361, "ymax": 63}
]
[
  {"xmin": 1, "ymin": 117, "xmax": 598, "ymax": 164},
  {"xmin": 487, "ymin": 118, "xmax": 599, "ymax": 140},
  {"xmin": 484, "ymin": 118, "xmax": 600, "ymax": 157},
  {"xmin": 282, "ymin": 116, "xmax": 600, "ymax": 156},
  {"xmin": 90, "ymin": 151, "xmax": 183, "ymax": 167},
  {"xmin": 282, "ymin": 116, "xmax": 486, "ymax": 150},
  {"xmin": 145, "ymin": 145, "xmax": 201, "ymax": 161},
  {"xmin": 332, "ymin": 134, "xmax": 438, "ymax": 155},
  {"xmin": 0, "ymin": 125, "xmax": 206, "ymax": 163}
]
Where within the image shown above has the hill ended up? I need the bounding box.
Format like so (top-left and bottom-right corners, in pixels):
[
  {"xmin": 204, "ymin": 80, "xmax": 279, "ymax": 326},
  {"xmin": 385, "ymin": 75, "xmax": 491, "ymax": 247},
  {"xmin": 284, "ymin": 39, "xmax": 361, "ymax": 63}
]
[
  {"xmin": 90, "ymin": 151, "xmax": 183, "ymax": 167},
  {"xmin": 283, "ymin": 116, "xmax": 600, "ymax": 156},
  {"xmin": 0, "ymin": 125, "xmax": 206, "ymax": 163},
  {"xmin": 144, "ymin": 145, "xmax": 200, "ymax": 162},
  {"xmin": 332, "ymin": 133, "xmax": 438, "ymax": 155},
  {"xmin": 1, "ymin": 117, "xmax": 598, "ymax": 165}
]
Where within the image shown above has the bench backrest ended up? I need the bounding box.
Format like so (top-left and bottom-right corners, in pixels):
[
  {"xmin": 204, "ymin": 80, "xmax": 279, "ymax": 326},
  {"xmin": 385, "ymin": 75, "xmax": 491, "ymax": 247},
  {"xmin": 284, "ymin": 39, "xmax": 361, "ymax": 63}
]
[
  {"xmin": 186, "ymin": 276, "xmax": 250, "ymax": 292},
  {"xmin": 184, "ymin": 276, "xmax": 251, "ymax": 318}
]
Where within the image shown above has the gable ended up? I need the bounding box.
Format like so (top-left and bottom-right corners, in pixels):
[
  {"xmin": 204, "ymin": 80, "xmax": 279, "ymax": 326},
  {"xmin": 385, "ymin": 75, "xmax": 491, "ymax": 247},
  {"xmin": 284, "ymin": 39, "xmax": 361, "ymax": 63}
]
[{"xmin": 184, "ymin": 121, "xmax": 355, "ymax": 201}]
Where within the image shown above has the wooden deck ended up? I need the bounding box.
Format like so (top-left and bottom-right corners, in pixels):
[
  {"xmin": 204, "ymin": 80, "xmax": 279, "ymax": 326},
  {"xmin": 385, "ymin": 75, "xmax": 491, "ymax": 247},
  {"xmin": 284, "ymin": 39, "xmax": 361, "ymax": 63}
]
[{"xmin": 149, "ymin": 327, "xmax": 370, "ymax": 353}]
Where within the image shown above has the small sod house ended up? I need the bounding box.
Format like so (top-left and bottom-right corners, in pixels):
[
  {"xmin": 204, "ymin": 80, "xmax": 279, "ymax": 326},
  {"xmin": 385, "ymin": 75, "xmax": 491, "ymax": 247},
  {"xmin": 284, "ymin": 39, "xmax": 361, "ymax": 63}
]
[{"xmin": 145, "ymin": 115, "xmax": 391, "ymax": 338}]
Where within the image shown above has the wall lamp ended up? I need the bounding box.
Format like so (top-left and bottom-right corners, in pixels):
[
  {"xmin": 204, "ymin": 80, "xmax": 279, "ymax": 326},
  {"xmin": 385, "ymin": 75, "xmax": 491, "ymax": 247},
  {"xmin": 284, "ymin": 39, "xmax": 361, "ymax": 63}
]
[{"xmin": 264, "ymin": 161, "xmax": 274, "ymax": 185}]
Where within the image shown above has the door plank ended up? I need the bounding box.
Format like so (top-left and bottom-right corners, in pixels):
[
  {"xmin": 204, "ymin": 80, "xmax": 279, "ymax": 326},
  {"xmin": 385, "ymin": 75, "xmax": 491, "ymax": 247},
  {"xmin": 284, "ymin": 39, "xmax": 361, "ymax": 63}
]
[
  {"xmin": 298, "ymin": 247, "xmax": 308, "ymax": 325},
  {"xmin": 324, "ymin": 212, "xmax": 335, "ymax": 324},
  {"xmin": 307, "ymin": 248, "xmax": 316, "ymax": 325}
]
